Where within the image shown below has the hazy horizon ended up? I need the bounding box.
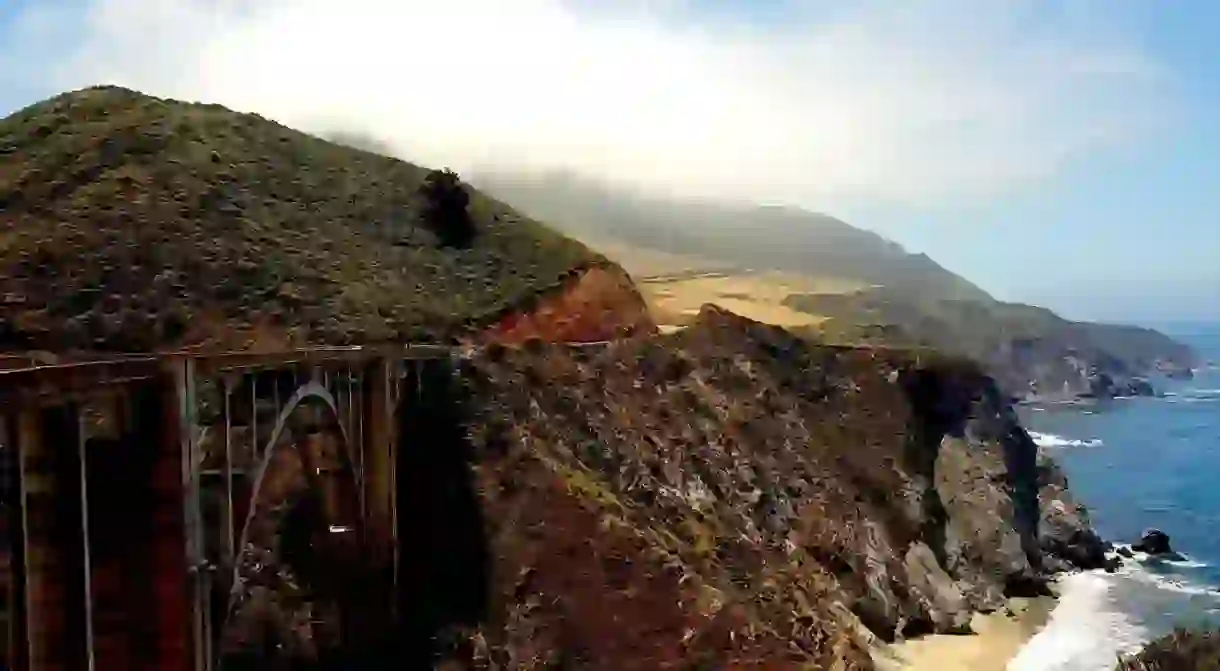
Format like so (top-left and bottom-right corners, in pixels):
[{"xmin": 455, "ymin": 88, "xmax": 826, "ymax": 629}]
[{"xmin": 2, "ymin": 0, "xmax": 1218, "ymax": 325}]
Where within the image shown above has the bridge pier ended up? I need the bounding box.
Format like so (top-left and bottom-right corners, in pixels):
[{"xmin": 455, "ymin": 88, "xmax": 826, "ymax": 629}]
[
  {"xmin": 0, "ymin": 379, "xmax": 197, "ymax": 671},
  {"xmin": 0, "ymin": 347, "xmax": 465, "ymax": 670}
]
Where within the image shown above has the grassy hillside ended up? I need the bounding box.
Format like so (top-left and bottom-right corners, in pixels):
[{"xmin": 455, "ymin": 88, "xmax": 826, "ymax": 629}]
[
  {"xmin": 471, "ymin": 169, "xmax": 992, "ymax": 303},
  {"xmin": 471, "ymin": 169, "xmax": 1196, "ymax": 390},
  {"xmin": 786, "ymin": 287, "xmax": 1196, "ymax": 394},
  {"xmin": 0, "ymin": 86, "xmax": 604, "ymax": 353}
]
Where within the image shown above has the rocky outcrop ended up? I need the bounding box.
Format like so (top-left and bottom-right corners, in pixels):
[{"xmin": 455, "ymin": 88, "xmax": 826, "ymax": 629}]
[
  {"xmin": 1037, "ymin": 453, "xmax": 1107, "ymax": 571},
  {"xmin": 473, "ymin": 266, "xmax": 657, "ymax": 344},
  {"xmin": 1118, "ymin": 628, "xmax": 1220, "ymax": 670},
  {"xmin": 434, "ymin": 305, "xmax": 1105, "ymax": 669},
  {"xmin": 1133, "ymin": 529, "xmax": 1178, "ymax": 557},
  {"xmin": 1083, "ymin": 371, "xmax": 1158, "ymax": 399}
]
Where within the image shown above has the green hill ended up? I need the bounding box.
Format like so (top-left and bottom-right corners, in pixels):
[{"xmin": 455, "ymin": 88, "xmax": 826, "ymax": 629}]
[
  {"xmin": 471, "ymin": 169, "xmax": 1196, "ymax": 394},
  {"xmin": 472, "ymin": 168, "xmax": 992, "ymax": 302},
  {"xmin": 785, "ymin": 287, "xmax": 1196, "ymax": 396},
  {"xmin": 0, "ymin": 86, "xmax": 604, "ymax": 353}
]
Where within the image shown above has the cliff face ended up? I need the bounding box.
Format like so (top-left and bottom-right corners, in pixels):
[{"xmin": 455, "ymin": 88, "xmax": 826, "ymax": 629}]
[
  {"xmin": 473, "ymin": 266, "xmax": 657, "ymax": 344},
  {"xmin": 787, "ymin": 290, "xmax": 1195, "ymax": 400},
  {"xmin": 424, "ymin": 305, "xmax": 1102, "ymax": 669}
]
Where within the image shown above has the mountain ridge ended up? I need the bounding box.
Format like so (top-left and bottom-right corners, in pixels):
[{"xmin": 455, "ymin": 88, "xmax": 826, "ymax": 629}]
[
  {"xmin": 471, "ymin": 168, "xmax": 1197, "ymax": 396},
  {"xmin": 471, "ymin": 168, "xmax": 994, "ymax": 304}
]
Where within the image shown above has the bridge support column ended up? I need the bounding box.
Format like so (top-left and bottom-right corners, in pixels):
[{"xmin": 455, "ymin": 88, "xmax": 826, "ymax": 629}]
[
  {"xmin": 169, "ymin": 360, "xmax": 213, "ymax": 671},
  {"xmin": 136, "ymin": 382, "xmax": 196, "ymax": 671},
  {"xmin": 2, "ymin": 416, "xmax": 27, "ymax": 671},
  {"xmin": 16, "ymin": 404, "xmax": 89, "ymax": 671},
  {"xmin": 362, "ymin": 358, "xmax": 398, "ymax": 624}
]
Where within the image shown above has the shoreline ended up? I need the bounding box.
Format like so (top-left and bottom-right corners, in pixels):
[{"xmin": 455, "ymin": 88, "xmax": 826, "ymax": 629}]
[{"xmin": 871, "ymin": 595, "xmax": 1055, "ymax": 671}]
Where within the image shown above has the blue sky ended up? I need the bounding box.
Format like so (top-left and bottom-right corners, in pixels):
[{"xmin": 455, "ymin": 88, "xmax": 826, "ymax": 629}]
[{"xmin": 1, "ymin": 0, "xmax": 1217, "ymax": 326}]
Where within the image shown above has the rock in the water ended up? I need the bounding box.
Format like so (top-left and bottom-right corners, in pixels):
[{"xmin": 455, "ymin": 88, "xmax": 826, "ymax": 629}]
[
  {"xmin": 1104, "ymin": 555, "xmax": 1123, "ymax": 573},
  {"xmin": 1127, "ymin": 378, "xmax": 1156, "ymax": 397},
  {"xmin": 1037, "ymin": 456, "xmax": 1107, "ymax": 570},
  {"xmin": 1117, "ymin": 546, "xmax": 1134, "ymax": 558},
  {"xmin": 1133, "ymin": 529, "xmax": 1173, "ymax": 555},
  {"xmin": 1165, "ymin": 367, "xmax": 1195, "ymax": 381}
]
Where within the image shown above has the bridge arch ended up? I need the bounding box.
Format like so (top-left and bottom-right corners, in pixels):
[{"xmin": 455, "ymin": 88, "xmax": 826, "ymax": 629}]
[
  {"xmin": 220, "ymin": 378, "xmax": 369, "ymax": 666},
  {"xmin": 231, "ymin": 380, "xmax": 354, "ymax": 574}
]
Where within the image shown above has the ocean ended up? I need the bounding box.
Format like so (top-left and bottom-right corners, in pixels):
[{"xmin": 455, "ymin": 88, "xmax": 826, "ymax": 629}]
[{"xmin": 1009, "ymin": 328, "xmax": 1220, "ymax": 670}]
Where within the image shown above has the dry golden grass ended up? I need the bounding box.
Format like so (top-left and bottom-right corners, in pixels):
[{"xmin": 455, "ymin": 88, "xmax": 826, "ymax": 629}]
[
  {"xmin": 571, "ymin": 236, "xmax": 736, "ymax": 279},
  {"xmin": 569, "ymin": 236, "xmax": 867, "ymax": 331},
  {"xmin": 641, "ymin": 271, "xmax": 867, "ymax": 330}
]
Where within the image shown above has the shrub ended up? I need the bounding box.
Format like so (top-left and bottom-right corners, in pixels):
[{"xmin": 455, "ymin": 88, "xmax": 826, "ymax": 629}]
[
  {"xmin": 417, "ymin": 168, "xmax": 475, "ymax": 248},
  {"xmin": 1118, "ymin": 628, "xmax": 1220, "ymax": 670}
]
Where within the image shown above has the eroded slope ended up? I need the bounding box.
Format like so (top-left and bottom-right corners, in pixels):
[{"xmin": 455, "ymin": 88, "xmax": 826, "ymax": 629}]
[{"xmin": 420, "ymin": 306, "xmax": 1102, "ymax": 669}]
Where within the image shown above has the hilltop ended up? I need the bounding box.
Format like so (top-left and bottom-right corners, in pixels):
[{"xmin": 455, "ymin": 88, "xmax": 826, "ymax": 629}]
[
  {"xmin": 0, "ymin": 87, "xmax": 651, "ymax": 355},
  {"xmin": 473, "ymin": 169, "xmax": 1196, "ymax": 396}
]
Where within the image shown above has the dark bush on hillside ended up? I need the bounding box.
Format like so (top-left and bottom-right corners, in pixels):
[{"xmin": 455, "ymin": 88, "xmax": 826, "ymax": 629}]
[
  {"xmin": 1118, "ymin": 629, "xmax": 1220, "ymax": 670},
  {"xmin": 418, "ymin": 168, "xmax": 475, "ymax": 247}
]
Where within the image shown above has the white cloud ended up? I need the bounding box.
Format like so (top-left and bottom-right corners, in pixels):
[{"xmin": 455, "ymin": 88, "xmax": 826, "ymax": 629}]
[{"xmin": 18, "ymin": 0, "xmax": 1176, "ymax": 208}]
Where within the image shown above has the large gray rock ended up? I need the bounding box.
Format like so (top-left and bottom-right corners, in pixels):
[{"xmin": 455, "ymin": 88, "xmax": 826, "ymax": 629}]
[
  {"xmin": 1036, "ymin": 451, "xmax": 1107, "ymax": 570},
  {"xmin": 937, "ymin": 433, "xmax": 1042, "ymax": 595},
  {"xmin": 903, "ymin": 542, "xmax": 972, "ymax": 634},
  {"xmin": 1133, "ymin": 529, "xmax": 1173, "ymax": 555},
  {"xmin": 898, "ymin": 365, "xmax": 1051, "ymax": 607}
]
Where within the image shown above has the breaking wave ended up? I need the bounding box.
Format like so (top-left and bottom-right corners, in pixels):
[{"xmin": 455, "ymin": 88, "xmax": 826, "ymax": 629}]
[{"xmin": 1028, "ymin": 431, "xmax": 1104, "ymax": 449}]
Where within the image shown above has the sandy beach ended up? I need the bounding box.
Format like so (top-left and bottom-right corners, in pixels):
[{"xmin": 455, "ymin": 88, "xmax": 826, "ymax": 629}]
[{"xmin": 871, "ymin": 596, "xmax": 1054, "ymax": 671}]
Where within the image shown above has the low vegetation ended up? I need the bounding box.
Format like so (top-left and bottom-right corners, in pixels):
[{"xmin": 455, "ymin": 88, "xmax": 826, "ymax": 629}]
[
  {"xmin": 473, "ymin": 169, "xmax": 994, "ymax": 302},
  {"xmin": 786, "ymin": 287, "xmax": 1196, "ymax": 395},
  {"xmin": 1119, "ymin": 629, "xmax": 1220, "ymax": 670},
  {"xmin": 471, "ymin": 168, "xmax": 1196, "ymax": 392},
  {"xmin": 0, "ymin": 86, "xmax": 604, "ymax": 353}
]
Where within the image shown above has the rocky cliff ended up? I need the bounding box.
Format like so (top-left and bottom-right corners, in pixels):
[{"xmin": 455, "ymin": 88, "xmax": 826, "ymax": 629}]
[
  {"xmin": 786, "ymin": 289, "xmax": 1195, "ymax": 401},
  {"xmin": 401, "ymin": 305, "xmax": 1104, "ymax": 669},
  {"xmin": 473, "ymin": 265, "xmax": 657, "ymax": 344}
]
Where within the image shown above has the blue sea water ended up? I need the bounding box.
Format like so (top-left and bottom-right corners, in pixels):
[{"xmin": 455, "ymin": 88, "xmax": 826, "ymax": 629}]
[{"xmin": 1010, "ymin": 328, "xmax": 1220, "ymax": 670}]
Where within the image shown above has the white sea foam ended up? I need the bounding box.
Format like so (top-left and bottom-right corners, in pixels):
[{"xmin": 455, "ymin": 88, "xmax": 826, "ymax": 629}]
[
  {"xmin": 1119, "ymin": 558, "xmax": 1218, "ymax": 596},
  {"xmin": 1008, "ymin": 572, "xmax": 1148, "ymax": 671},
  {"xmin": 1028, "ymin": 431, "xmax": 1104, "ymax": 449},
  {"xmin": 1156, "ymin": 554, "xmax": 1211, "ymax": 570},
  {"xmin": 1011, "ymin": 552, "xmax": 1220, "ymax": 670},
  {"xmin": 1164, "ymin": 396, "xmax": 1218, "ymax": 404}
]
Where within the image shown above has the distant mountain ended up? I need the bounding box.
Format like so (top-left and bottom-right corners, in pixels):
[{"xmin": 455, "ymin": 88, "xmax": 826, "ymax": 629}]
[
  {"xmin": 473, "ymin": 169, "xmax": 1197, "ymax": 396},
  {"xmin": 785, "ymin": 287, "xmax": 1196, "ymax": 397},
  {"xmin": 473, "ymin": 169, "xmax": 992, "ymax": 303}
]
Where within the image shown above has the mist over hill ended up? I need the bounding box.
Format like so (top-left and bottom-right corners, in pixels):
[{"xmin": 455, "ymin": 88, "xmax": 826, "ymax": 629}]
[
  {"xmin": 470, "ymin": 168, "xmax": 1197, "ymax": 396},
  {"xmin": 472, "ymin": 168, "xmax": 992, "ymax": 303}
]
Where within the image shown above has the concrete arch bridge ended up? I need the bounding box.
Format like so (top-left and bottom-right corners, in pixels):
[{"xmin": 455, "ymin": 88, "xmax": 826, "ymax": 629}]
[{"xmin": 0, "ymin": 343, "xmax": 524, "ymax": 670}]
